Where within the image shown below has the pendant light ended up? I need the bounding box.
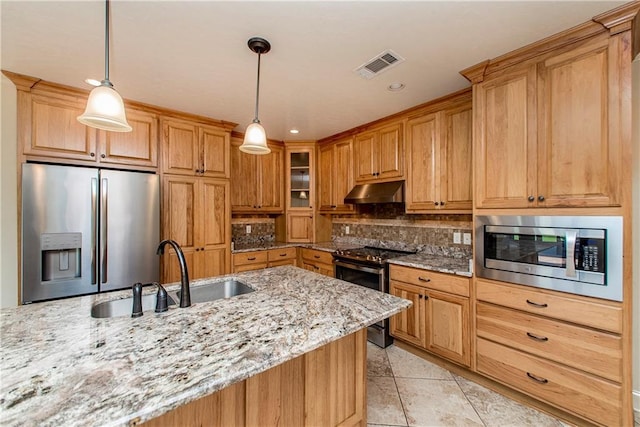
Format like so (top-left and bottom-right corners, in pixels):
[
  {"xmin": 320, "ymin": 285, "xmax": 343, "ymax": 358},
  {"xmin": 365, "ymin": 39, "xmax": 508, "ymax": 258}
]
[
  {"xmin": 239, "ymin": 37, "xmax": 271, "ymax": 154},
  {"xmin": 78, "ymin": 0, "xmax": 132, "ymax": 132}
]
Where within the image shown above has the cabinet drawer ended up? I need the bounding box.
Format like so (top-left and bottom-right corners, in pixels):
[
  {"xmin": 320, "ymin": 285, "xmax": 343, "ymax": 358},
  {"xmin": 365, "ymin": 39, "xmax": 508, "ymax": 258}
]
[
  {"xmin": 301, "ymin": 248, "xmax": 334, "ymax": 265},
  {"xmin": 390, "ymin": 265, "xmax": 469, "ymax": 297},
  {"xmin": 476, "ymin": 278, "xmax": 622, "ymax": 333},
  {"xmin": 233, "ymin": 250, "xmax": 268, "ymax": 266},
  {"xmin": 477, "ymin": 338, "xmax": 622, "ymax": 426},
  {"xmin": 234, "ymin": 262, "xmax": 268, "ymax": 273},
  {"xmin": 477, "ymin": 303, "xmax": 622, "ymax": 382},
  {"xmin": 268, "ymin": 247, "xmax": 297, "ymax": 261}
]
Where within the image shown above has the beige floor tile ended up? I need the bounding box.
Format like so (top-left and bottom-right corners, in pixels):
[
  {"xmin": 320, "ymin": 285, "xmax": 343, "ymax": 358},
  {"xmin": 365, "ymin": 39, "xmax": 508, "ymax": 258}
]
[
  {"xmin": 386, "ymin": 345, "xmax": 453, "ymax": 380},
  {"xmin": 367, "ymin": 376, "xmax": 408, "ymax": 426},
  {"xmin": 454, "ymin": 374, "xmax": 563, "ymax": 427},
  {"xmin": 367, "ymin": 342, "xmax": 394, "ymax": 377},
  {"xmin": 395, "ymin": 378, "xmax": 484, "ymax": 427}
]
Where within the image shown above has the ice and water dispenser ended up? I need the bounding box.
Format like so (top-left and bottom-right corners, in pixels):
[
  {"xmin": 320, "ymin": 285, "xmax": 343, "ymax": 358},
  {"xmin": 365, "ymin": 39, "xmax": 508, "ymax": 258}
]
[{"xmin": 40, "ymin": 233, "xmax": 82, "ymax": 281}]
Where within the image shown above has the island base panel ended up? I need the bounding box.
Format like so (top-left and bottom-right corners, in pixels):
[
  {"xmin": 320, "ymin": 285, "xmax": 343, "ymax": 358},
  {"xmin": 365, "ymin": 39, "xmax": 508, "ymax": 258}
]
[{"xmin": 139, "ymin": 328, "xmax": 367, "ymax": 427}]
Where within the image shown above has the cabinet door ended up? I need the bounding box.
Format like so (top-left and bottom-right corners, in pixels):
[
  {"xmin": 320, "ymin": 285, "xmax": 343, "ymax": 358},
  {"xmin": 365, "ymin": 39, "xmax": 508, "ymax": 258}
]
[
  {"xmin": 318, "ymin": 144, "xmax": 334, "ymax": 211},
  {"xmin": 162, "ymin": 176, "xmax": 198, "ymax": 250},
  {"xmin": 354, "ymin": 131, "xmax": 376, "ymax": 182},
  {"xmin": 287, "ymin": 213, "xmax": 313, "ymax": 243},
  {"xmin": 230, "ymin": 138, "xmax": 259, "ymax": 211},
  {"xmin": 258, "ymin": 144, "xmax": 284, "ymax": 212},
  {"xmin": 441, "ymin": 104, "xmax": 472, "ymax": 210},
  {"xmin": 425, "ymin": 290, "xmax": 470, "ymax": 367},
  {"xmin": 389, "ymin": 280, "xmax": 425, "ymax": 348},
  {"xmin": 405, "ymin": 113, "xmax": 439, "ymax": 211},
  {"xmin": 377, "ymin": 123, "xmax": 404, "ymax": 180},
  {"xmin": 537, "ymin": 38, "xmax": 620, "ymax": 207},
  {"xmin": 333, "ymin": 138, "xmax": 355, "ymax": 212},
  {"xmin": 200, "ymin": 125, "xmax": 229, "ymax": 178},
  {"xmin": 475, "ymin": 66, "xmax": 537, "ymax": 208},
  {"xmin": 100, "ymin": 109, "xmax": 158, "ymax": 167},
  {"xmin": 27, "ymin": 93, "xmax": 98, "ymax": 161},
  {"xmin": 199, "ymin": 179, "xmax": 230, "ymax": 275},
  {"xmin": 195, "ymin": 248, "xmax": 227, "ymax": 279},
  {"xmin": 162, "ymin": 119, "xmax": 199, "ymax": 175},
  {"xmin": 164, "ymin": 248, "xmax": 195, "ymax": 285}
]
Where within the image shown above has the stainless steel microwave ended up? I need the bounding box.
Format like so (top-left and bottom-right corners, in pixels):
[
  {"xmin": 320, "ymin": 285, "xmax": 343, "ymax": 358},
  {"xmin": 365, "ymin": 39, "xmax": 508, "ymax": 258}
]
[{"xmin": 475, "ymin": 215, "xmax": 623, "ymax": 301}]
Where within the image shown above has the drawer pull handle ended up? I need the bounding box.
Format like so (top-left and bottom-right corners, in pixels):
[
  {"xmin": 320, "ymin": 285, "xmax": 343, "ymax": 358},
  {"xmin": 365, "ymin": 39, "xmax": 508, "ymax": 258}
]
[
  {"xmin": 526, "ymin": 299, "xmax": 548, "ymax": 308},
  {"xmin": 526, "ymin": 332, "xmax": 549, "ymax": 342},
  {"xmin": 526, "ymin": 372, "xmax": 548, "ymax": 384},
  {"xmin": 314, "ymin": 255, "xmax": 320, "ymax": 259},
  {"xmin": 247, "ymin": 257, "xmax": 257, "ymax": 261},
  {"xmin": 279, "ymin": 253, "xmax": 287, "ymax": 257},
  {"xmin": 418, "ymin": 277, "xmax": 431, "ymax": 283}
]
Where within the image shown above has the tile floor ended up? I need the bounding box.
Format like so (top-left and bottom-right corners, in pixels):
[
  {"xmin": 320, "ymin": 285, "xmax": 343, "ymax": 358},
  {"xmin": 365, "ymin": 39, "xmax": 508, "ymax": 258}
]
[{"xmin": 366, "ymin": 342, "xmax": 570, "ymax": 427}]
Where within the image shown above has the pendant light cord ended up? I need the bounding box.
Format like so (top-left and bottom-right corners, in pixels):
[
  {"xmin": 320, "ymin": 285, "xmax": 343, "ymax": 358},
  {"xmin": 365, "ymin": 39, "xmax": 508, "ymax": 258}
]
[
  {"xmin": 104, "ymin": 0, "xmax": 111, "ymax": 85},
  {"xmin": 253, "ymin": 52, "xmax": 261, "ymax": 123}
]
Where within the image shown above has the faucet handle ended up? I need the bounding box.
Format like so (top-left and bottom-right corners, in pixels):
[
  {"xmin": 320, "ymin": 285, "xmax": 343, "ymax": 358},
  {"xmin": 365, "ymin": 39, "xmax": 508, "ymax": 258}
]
[
  {"xmin": 132, "ymin": 282, "xmax": 143, "ymax": 318},
  {"xmin": 154, "ymin": 282, "xmax": 169, "ymax": 313}
]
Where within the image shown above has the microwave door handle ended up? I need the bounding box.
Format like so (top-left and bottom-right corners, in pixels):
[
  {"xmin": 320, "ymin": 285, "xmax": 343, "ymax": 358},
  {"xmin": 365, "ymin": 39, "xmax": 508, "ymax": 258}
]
[{"xmin": 566, "ymin": 230, "xmax": 577, "ymax": 277}]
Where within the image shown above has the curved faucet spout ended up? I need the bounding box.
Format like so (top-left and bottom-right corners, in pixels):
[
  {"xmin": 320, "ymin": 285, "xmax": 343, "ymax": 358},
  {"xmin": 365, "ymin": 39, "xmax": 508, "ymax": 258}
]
[{"xmin": 157, "ymin": 239, "xmax": 191, "ymax": 308}]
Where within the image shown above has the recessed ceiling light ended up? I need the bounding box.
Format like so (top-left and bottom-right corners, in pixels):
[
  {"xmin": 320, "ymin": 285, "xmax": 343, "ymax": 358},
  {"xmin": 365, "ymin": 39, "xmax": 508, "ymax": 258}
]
[
  {"xmin": 289, "ymin": 129, "xmax": 300, "ymax": 134},
  {"xmin": 388, "ymin": 82, "xmax": 405, "ymax": 92},
  {"xmin": 84, "ymin": 78, "xmax": 102, "ymax": 87}
]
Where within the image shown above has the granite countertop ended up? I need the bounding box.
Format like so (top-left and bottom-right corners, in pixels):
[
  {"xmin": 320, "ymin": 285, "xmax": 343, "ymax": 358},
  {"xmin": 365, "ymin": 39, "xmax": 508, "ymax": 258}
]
[
  {"xmin": 0, "ymin": 266, "xmax": 410, "ymax": 427},
  {"xmin": 388, "ymin": 253, "xmax": 473, "ymax": 277},
  {"xmin": 232, "ymin": 241, "xmax": 360, "ymax": 254}
]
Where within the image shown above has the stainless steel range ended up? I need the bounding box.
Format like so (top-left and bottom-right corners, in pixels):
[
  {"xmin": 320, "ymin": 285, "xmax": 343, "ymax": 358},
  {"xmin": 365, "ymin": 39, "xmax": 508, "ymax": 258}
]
[{"xmin": 333, "ymin": 246, "xmax": 416, "ymax": 348}]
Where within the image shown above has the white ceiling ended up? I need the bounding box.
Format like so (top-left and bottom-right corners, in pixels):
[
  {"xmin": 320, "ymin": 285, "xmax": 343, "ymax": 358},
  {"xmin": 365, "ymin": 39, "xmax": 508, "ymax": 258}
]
[{"xmin": 1, "ymin": 1, "xmax": 625, "ymax": 141}]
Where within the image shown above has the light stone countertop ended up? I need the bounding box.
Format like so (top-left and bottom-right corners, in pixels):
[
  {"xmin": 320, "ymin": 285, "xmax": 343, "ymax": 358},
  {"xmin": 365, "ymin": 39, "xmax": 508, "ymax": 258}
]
[
  {"xmin": 0, "ymin": 266, "xmax": 411, "ymax": 427},
  {"xmin": 388, "ymin": 253, "xmax": 473, "ymax": 277}
]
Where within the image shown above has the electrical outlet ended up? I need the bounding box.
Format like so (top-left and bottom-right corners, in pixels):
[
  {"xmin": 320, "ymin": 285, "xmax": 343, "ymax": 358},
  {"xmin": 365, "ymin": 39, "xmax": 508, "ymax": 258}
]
[
  {"xmin": 463, "ymin": 232, "xmax": 472, "ymax": 245},
  {"xmin": 453, "ymin": 232, "xmax": 461, "ymax": 244},
  {"xmin": 246, "ymin": 225, "xmax": 251, "ymax": 234},
  {"xmin": 345, "ymin": 226, "xmax": 350, "ymax": 235}
]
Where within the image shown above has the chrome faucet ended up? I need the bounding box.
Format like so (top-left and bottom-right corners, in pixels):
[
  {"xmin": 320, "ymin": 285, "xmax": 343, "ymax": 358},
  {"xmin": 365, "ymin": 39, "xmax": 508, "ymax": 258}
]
[{"xmin": 156, "ymin": 239, "xmax": 191, "ymax": 308}]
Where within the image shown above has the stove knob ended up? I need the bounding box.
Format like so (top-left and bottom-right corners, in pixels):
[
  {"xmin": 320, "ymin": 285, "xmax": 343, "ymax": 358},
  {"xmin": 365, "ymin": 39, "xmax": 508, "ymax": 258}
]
[{"xmin": 366, "ymin": 255, "xmax": 372, "ymax": 261}]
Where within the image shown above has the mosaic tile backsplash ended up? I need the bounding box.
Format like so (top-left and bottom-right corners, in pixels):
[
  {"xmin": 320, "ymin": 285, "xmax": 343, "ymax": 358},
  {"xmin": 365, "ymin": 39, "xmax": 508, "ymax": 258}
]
[{"xmin": 231, "ymin": 218, "xmax": 275, "ymax": 246}]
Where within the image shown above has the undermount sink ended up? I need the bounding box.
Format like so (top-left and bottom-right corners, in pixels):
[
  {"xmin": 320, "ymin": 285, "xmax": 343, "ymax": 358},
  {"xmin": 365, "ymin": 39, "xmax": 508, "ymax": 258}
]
[
  {"xmin": 91, "ymin": 293, "xmax": 177, "ymax": 318},
  {"xmin": 177, "ymin": 280, "xmax": 254, "ymax": 304}
]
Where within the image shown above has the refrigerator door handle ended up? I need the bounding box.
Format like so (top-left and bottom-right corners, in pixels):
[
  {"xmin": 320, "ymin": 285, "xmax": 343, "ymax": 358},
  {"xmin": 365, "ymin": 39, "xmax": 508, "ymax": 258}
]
[
  {"xmin": 101, "ymin": 177, "xmax": 108, "ymax": 284},
  {"xmin": 91, "ymin": 177, "xmax": 98, "ymax": 285}
]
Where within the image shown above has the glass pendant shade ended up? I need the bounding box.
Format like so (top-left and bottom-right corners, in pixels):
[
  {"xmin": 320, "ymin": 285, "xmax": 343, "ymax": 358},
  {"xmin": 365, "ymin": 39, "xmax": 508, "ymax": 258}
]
[
  {"xmin": 240, "ymin": 121, "xmax": 270, "ymax": 154},
  {"xmin": 78, "ymin": 84, "xmax": 132, "ymax": 132}
]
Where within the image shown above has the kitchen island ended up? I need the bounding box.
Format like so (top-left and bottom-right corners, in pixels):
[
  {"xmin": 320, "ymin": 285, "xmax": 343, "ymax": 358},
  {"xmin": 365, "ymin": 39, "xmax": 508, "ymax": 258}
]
[{"xmin": 0, "ymin": 266, "xmax": 411, "ymax": 426}]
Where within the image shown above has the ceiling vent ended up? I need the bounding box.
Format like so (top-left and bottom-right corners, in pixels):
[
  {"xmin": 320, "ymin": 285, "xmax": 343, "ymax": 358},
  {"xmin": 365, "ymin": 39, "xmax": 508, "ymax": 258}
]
[{"xmin": 354, "ymin": 49, "xmax": 405, "ymax": 80}]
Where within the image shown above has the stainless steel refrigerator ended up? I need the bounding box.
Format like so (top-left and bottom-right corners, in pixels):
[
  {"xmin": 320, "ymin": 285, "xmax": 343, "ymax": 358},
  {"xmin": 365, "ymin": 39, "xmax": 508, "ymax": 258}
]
[{"xmin": 21, "ymin": 163, "xmax": 159, "ymax": 304}]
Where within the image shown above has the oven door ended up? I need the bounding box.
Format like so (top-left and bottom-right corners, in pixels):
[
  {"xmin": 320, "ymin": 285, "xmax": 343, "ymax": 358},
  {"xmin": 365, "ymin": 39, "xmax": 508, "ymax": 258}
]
[{"xmin": 334, "ymin": 260, "xmax": 385, "ymax": 292}]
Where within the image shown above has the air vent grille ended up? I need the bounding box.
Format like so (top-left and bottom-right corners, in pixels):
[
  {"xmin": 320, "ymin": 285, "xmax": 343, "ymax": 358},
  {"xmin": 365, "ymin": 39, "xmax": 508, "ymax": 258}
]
[{"xmin": 355, "ymin": 49, "xmax": 405, "ymax": 80}]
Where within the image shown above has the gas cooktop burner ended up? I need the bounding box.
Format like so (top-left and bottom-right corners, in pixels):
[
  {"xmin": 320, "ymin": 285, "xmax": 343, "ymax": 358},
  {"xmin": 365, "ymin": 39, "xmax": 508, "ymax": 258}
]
[{"xmin": 333, "ymin": 246, "xmax": 416, "ymax": 265}]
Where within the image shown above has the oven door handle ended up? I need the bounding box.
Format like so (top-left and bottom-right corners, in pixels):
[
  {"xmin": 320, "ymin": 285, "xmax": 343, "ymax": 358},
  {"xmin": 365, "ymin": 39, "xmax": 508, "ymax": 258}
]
[
  {"xmin": 565, "ymin": 230, "xmax": 577, "ymax": 278},
  {"xmin": 334, "ymin": 260, "xmax": 384, "ymax": 275}
]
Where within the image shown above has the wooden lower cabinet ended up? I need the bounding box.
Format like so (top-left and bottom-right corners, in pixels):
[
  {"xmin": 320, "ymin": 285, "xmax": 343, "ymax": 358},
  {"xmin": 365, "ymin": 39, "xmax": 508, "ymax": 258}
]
[
  {"xmin": 389, "ymin": 265, "xmax": 471, "ymax": 367},
  {"xmin": 232, "ymin": 248, "xmax": 297, "ymax": 272},
  {"xmin": 476, "ymin": 278, "xmax": 625, "ymax": 425},
  {"xmin": 477, "ymin": 338, "xmax": 622, "ymax": 426},
  {"xmin": 300, "ymin": 248, "xmax": 334, "ymax": 277},
  {"xmin": 141, "ymin": 329, "xmax": 366, "ymax": 427},
  {"xmin": 267, "ymin": 247, "xmax": 297, "ymax": 267}
]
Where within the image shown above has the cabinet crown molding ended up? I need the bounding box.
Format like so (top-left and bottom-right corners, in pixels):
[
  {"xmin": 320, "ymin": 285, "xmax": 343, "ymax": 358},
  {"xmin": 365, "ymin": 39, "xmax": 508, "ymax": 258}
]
[{"xmin": 460, "ymin": 1, "xmax": 639, "ymax": 83}]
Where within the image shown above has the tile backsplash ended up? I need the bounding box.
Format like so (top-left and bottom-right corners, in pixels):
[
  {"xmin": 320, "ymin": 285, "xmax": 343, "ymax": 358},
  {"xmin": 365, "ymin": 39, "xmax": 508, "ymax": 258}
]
[{"xmin": 231, "ymin": 218, "xmax": 275, "ymax": 246}]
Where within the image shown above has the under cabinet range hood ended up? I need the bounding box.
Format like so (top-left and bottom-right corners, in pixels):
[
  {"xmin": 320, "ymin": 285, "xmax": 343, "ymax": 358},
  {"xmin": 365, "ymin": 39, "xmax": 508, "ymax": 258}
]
[{"xmin": 344, "ymin": 181, "xmax": 404, "ymax": 204}]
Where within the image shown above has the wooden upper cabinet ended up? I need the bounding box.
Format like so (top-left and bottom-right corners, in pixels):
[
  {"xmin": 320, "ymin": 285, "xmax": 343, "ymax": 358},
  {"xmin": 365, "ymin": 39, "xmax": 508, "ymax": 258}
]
[
  {"xmin": 318, "ymin": 137, "xmax": 354, "ymax": 213},
  {"xmin": 474, "ymin": 34, "xmax": 626, "ymax": 209},
  {"xmin": 537, "ymin": 37, "xmax": 621, "ymax": 207},
  {"xmin": 230, "ymin": 138, "xmax": 283, "ymax": 213},
  {"xmin": 23, "ymin": 90, "xmax": 158, "ymax": 168},
  {"xmin": 405, "ymin": 99, "xmax": 472, "ymax": 213},
  {"xmin": 27, "ymin": 93, "xmax": 98, "ymax": 161},
  {"xmin": 99, "ymin": 109, "xmax": 158, "ymax": 167},
  {"xmin": 354, "ymin": 122, "xmax": 403, "ymax": 183},
  {"xmin": 287, "ymin": 212, "xmax": 314, "ymax": 243},
  {"xmin": 162, "ymin": 118, "xmax": 230, "ymax": 178},
  {"xmin": 475, "ymin": 66, "xmax": 537, "ymax": 209}
]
